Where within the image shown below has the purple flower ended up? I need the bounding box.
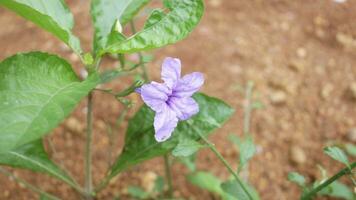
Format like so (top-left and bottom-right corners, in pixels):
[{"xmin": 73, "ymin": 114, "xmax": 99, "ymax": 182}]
[{"xmin": 137, "ymin": 57, "xmax": 204, "ymax": 142}]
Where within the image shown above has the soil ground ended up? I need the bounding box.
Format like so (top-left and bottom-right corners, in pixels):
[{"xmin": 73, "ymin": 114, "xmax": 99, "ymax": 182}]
[{"xmin": 0, "ymin": 0, "xmax": 356, "ymax": 199}]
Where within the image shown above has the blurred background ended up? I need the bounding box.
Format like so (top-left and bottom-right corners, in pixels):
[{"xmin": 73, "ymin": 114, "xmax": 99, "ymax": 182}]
[{"xmin": 0, "ymin": 0, "xmax": 356, "ymax": 199}]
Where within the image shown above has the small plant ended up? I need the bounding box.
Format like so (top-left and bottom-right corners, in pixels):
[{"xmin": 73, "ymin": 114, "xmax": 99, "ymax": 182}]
[{"xmin": 288, "ymin": 146, "xmax": 356, "ymax": 200}]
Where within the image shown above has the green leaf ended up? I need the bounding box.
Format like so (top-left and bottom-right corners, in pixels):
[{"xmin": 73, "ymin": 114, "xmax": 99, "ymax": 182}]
[
  {"xmin": 90, "ymin": 0, "xmax": 150, "ymax": 52},
  {"xmin": 163, "ymin": 0, "xmax": 180, "ymax": 10},
  {"xmin": 104, "ymin": 0, "xmax": 204, "ymax": 54},
  {"xmin": 187, "ymin": 171, "xmax": 233, "ymax": 200},
  {"xmin": 287, "ymin": 172, "xmax": 306, "ymax": 187},
  {"xmin": 99, "ymin": 70, "xmax": 127, "ymax": 84},
  {"xmin": 109, "ymin": 93, "xmax": 234, "ymax": 177},
  {"xmin": 0, "ymin": 0, "xmax": 81, "ymax": 54},
  {"xmin": 143, "ymin": 9, "xmax": 165, "ymax": 29},
  {"xmin": 172, "ymin": 139, "xmax": 204, "ymax": 157},
  {"xmin": 120, "ymin": 0, "xmax": 151, "ymax": 25},
  {"xmin": 0, "ymin": 52, "xmax": 99, "ymax": 153},
  {"xmin": 0, "ymin": 140, "xmax": 76, "ymax": 188},
  {"xmin": 221, "ymin": 180, "xmax": 260, "ymax": 200},
  {"xmin": 229, "ymin": 135, "xmax": 256, "ymax": 171},
  {"xmin": 128, "ymin": 186, "xmax": 149, "ymax": 199},
  {"xmin": 319, "ymin": 181, "xmax": 355, "ymax": 200},
  {"xmin": 324, "ymin": 146, "xmax": 350, "ymax": 166}
]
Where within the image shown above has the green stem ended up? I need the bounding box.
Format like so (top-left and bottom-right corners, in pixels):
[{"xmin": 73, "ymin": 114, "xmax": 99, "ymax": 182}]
[
  {"xmin": 85, "ymin": 92, "xmax": 94, "ymax": 199},
  {"xmin": 129, "ymin": 20, "xmax": 149, "ymax": 82},
  {"xmin": 198, "ymin": 133, "xmax": 254, "ymax": 200},
  {"xmin": 0, "ymin": 167, "xmax": 61, "ymax": 200},
  {"xmin": 301, "ymin": 162, "xmax": 356, "ymax": 200},
  {"xmin": 164, "ymin": 154, "xmax": 173, "ymax": 197}
]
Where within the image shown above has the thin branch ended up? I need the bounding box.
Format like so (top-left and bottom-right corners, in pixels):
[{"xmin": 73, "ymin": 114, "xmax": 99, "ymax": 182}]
[
  {"xmin": 84, "ymin": 92, "xmax": 94, "ymax": 199},
  {"xmin": 301, "ymin": 162, "xmax": 356, "ymax": 200}
]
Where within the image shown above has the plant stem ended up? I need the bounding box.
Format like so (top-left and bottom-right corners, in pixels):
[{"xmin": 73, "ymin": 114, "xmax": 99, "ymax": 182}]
[
  {"xmin": 85, "ymin": 92, "xmax": 94, "ymax": 199},
  {"xmin": 198, "ymin": 132, "xmax": 254, "ymax": 200},
  {"xmin": 243, "ymin": 81, "xmax": 254, "ymax": 136},
  {"xmin": 301, "ymin": 162, "xmax": 356, "ymax": 200},
  {"xmin": 164, "ymin": 154, "xmax": 173, "ymax": 197},
  {"xmin": 129, "ymin": 20, "xmax": 149, "ymax": 82},
  {"xmin": 0, "ymin": 167, "xmax": 61, "ymax": 200}
]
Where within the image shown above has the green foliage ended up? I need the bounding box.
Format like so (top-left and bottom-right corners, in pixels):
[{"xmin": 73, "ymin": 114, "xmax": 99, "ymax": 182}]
[
  {"xmin": 187, "ymin": 171, "xmax": 232, "ymax": 200},
  {"xmin": 229, "ymin": 135, "xmax": 256, "ymax": 171},
  {"xmin": 120, "ymin": 0, "xmax": 151, "ymax": 25},
  {"xmin": 104, "ymin": 0, "xmax": 204, "ymax": 54},
  {"xmin": 99, "ymin": 70, "xmax": 127, "ymax": 84},
  {"xmin": 319, "ymin": 181, "xmax": 355, "ymax": 200},
  {"xmin": 128, "ymin": 186, "xmax": 149, "ymax": 199},
  {"xmin": 172, "ymin": 139, "xmax": 204, "ymax": 157},
  {"xmin": 0, "ymin": 0, "xmax": 81, "ymax": 54},
  {"xmin": 143, "ymin": 9, "xmax": 165, "ymax": 29},
  {"xmin": 0, "ymin": 140, "xmax": 77, "ymax": 188},
  {"xmin": 90, "ymin": 0, "xmax": 150, "ymax": 52},
  {"xmin": 0, "ymin": 52, "xmax": 99, "ymax": 153},
  {"xmin": 287, "ymin": 172, "xmax": 306, "ymax": 187},
  {"xmin": 108, "ymin": 93, "xmax": 234, "ymax": 178},
  {"xmin": 221, "ymin": 180, "xmax": 260, "ymax": 200},
  {"xmin": 324, "ymin": 146, "xmax": 350, "ymax": 167},
  {"xmin": 188, "ymin": 172, "xmax": 260, "ymax": 200}
]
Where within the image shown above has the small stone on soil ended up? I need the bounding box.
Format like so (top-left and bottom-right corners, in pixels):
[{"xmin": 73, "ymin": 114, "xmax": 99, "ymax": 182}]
[
  {"xmin": 270, "ymin": 91, "xmax": 287, "ymax": 105},
  {"xmin": 290, "ymin": 146, "xmax": 306, "ymax": 164},
  {"xmin": 209, "ymin": 0, "xmax": 222, "ymax": 7},
  {"xmin": 347, "ymin": 128, "xmax": 356, "ymax": 142},
  {"xmin": 288, "ymin": 60, "xmax": 305, "ymax": 73},
  {"xmin": 141, "ymin": 171, "xmax": 157, "ymax": 192},
  {"xmin": 347, "ymin": 82, "xmax": 356, "ymax": 100},
  {"xmin": 65, "ymin": 117, "xmax": 84, "ymax": 134},
  {"xmin": 296, "ymin": 47, "xmax": 307, "ymax": 58},
  {"xmin": 320, "ymin": 84, "xmax": 334, "ymax": 100}
]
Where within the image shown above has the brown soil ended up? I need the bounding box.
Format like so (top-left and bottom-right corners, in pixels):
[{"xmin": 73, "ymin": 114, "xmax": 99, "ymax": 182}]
[{"xmin": 0, "ymin": 0, "xmax": 356, "ymax": 199}]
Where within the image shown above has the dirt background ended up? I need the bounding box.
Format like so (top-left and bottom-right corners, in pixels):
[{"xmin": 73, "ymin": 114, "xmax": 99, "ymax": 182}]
[{"xmin": 0, "ymin": 0, "xmax": 356, "ymax": 199}]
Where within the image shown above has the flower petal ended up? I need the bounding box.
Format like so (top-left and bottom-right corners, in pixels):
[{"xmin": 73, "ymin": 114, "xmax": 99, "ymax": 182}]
[
  {"xmin": 173, "ymin": 72, "xmax": 204, "ymax": 97},
  {"xmin": 140, "ymin": 81, "xmax": 171, "ymax": 112},
  {"xmin": 161, "ymin": 57, "xmax": 181, "ymax": 89},
  {"xmin": 168, "ymin": 97, "xmax": 199, "ymax": 120},
  {"xmin": 154, "ymin": 104, "xmax": 178, "ymax": 142}
]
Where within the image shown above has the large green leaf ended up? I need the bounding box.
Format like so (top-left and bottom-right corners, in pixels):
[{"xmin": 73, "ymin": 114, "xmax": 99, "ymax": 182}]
[
  {"xmin": 90, "ymin": 0, "xmax": 150, "ymax": 52},
  {"xmin": 108, "ymin": 93, "xmax": 234, "ymax": 177},
  {"xmin": 103, "ymin": 0, "xmax": 204, "ymax": 54},
  {"xmin": 0, "ymin": 52, "xmax": 99, "ymax": 153},
  {"xmin": 0, "ymin": 140, "xmax": 77, "ymax": 188},
  {"xmin": 0, "ymin": 0, "xmax": 81, "ymax": 54}
]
